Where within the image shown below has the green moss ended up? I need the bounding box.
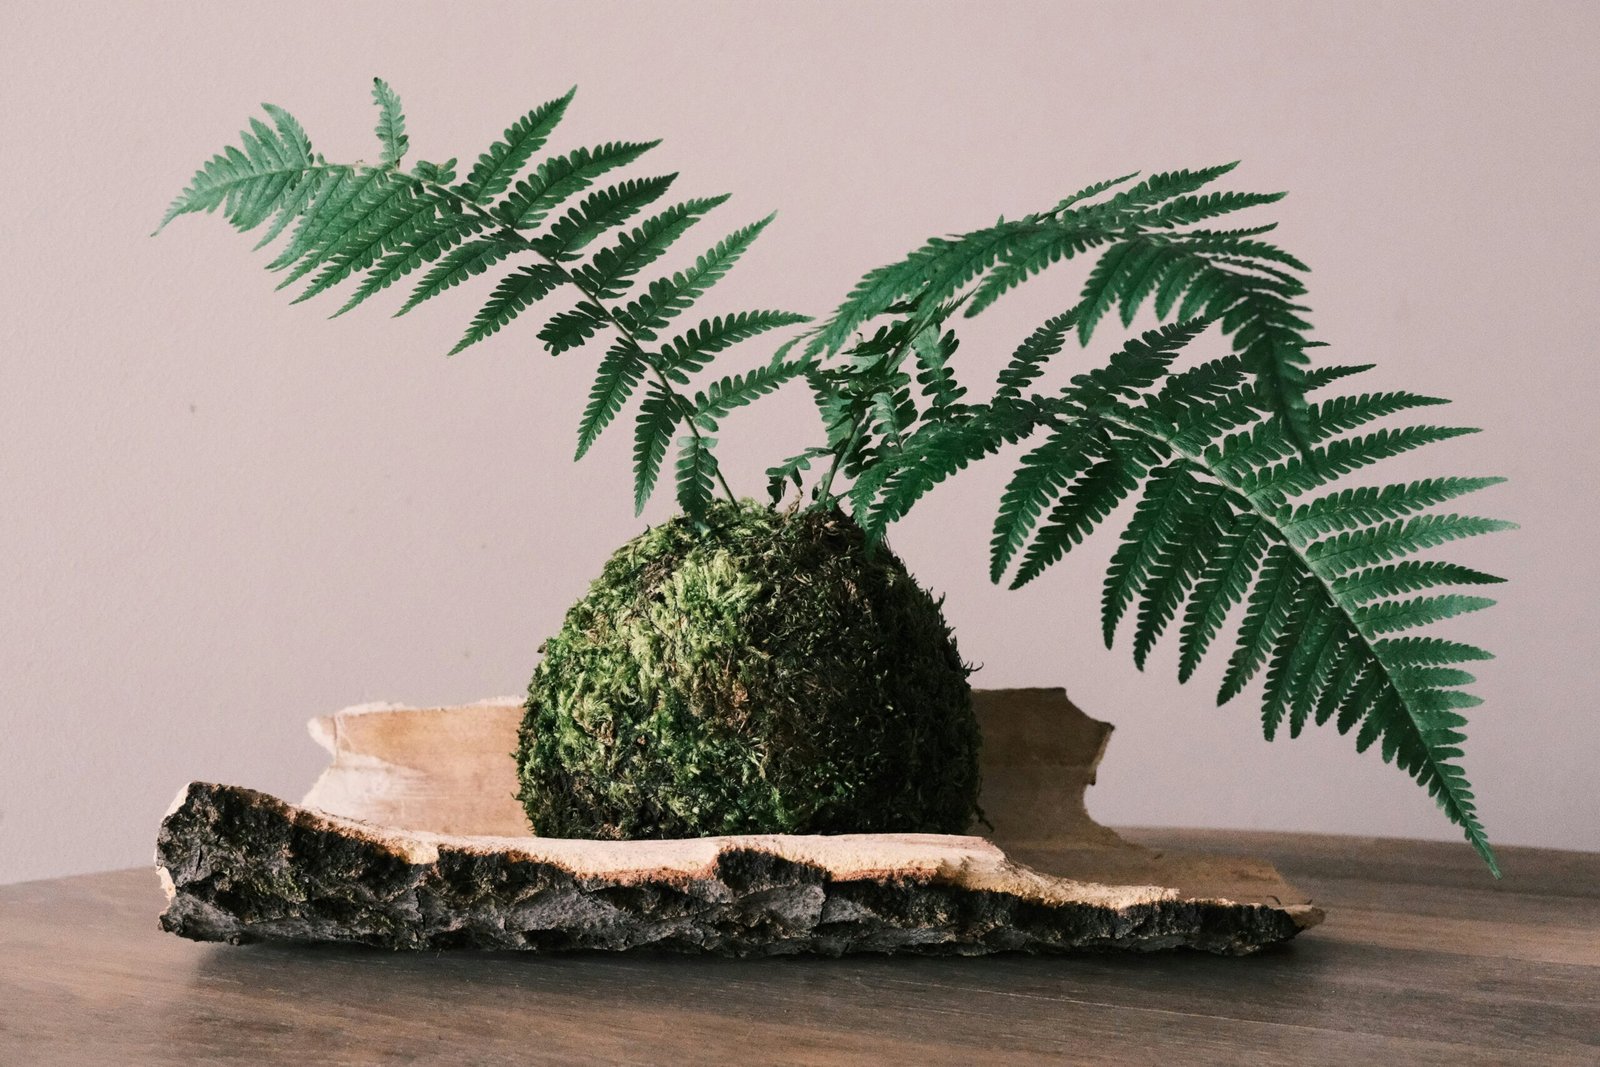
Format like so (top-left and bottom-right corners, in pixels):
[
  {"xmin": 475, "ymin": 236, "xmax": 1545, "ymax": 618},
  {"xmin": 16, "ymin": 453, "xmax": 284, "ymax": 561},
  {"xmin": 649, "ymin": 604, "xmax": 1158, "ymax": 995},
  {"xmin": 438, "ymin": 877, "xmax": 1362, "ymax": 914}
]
[{"xmin": 515, "ymin": 499, "xmax": 980, "ymax": 838}]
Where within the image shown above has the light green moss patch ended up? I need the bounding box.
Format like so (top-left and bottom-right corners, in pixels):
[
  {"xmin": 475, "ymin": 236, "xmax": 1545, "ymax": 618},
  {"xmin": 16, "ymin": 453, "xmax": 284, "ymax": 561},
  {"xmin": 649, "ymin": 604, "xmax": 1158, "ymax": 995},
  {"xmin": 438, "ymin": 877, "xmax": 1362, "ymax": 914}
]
[{"xmin": 515, "ymin": 500, "xmax": 980, "ymax": 838}]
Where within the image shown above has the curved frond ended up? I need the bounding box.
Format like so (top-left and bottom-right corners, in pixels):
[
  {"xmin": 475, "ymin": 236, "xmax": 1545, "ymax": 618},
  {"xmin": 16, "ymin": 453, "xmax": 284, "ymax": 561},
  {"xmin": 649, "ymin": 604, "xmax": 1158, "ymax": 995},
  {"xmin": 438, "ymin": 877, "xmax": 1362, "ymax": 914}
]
[
  {"xmin": 983, "ymin": 319, "xmax": 1510, "ymax": 871},
  {"xmin": 993, "ymin": 306, "xmax": 1078, "ymax": 403},
  {"xmin": 1011, "ymin": 443, "xmax": 1147, "ymax": 589}
]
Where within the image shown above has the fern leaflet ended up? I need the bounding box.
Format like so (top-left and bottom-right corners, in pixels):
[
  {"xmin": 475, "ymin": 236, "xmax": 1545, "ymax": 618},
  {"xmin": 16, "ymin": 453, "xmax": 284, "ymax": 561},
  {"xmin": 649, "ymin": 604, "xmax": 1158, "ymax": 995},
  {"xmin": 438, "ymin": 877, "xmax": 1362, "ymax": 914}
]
[
  {"xmin": 460, "ymin": 87, "xmax": 575, "ymax": 203},
  {"xmin": 449, "ymin": 264, "xmax": 565, "ymax": 354},
  {"xmin": 371, "ymin": 78, "xmax": 408, "ymax": 167},
  {"xmin": 576, "ymin": 340, "xmax": 649, "ymax": 458}
]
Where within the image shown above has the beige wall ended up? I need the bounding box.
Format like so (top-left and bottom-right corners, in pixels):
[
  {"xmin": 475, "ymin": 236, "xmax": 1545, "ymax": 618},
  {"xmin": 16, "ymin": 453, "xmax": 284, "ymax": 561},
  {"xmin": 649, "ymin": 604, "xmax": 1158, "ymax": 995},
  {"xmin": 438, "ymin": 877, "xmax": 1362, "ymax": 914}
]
[{"xmin": 3, "ymin": 1, "xmax": 1597, "ymax": 883}]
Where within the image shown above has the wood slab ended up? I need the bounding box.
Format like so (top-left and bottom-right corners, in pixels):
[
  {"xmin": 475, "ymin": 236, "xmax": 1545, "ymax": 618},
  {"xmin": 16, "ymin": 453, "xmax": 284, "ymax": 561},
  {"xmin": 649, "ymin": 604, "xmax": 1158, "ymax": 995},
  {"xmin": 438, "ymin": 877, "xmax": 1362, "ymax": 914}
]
[{"xmin": 155, "ymin": 688, "xmax": 1324, "ymax": 955}]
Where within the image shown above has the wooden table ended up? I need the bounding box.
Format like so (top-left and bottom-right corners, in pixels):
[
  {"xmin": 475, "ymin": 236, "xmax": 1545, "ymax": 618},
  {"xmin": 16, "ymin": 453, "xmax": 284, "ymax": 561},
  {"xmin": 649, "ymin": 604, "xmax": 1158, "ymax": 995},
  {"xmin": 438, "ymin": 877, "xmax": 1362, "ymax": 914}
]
[{"xmin": 3, "ymin": 829, "xmax": 1596, "ymax": 1066}]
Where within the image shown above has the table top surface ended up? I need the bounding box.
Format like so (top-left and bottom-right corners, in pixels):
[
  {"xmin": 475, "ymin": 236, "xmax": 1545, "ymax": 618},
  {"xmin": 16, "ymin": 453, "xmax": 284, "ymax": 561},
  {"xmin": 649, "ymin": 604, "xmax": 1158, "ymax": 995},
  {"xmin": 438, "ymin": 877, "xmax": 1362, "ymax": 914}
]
[{"xmin": 2, "ymin": 828, "xmax": 1596, "ymax": 1066}]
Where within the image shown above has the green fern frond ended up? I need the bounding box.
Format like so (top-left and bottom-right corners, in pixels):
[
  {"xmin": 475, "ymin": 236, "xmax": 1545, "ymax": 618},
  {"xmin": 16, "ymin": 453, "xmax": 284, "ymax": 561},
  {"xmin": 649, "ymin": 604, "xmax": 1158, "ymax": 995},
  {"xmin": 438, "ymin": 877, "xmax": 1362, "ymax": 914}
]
[
  {"xmin": 691, "ymin": 359, "xmax": 809, "ymax": 431},
  {"xmin": 1101, "ymin": 463, "xmax": 1207, "ymax": 651},
  {"xmin": 448, "ymin": 264, "xmax": 565, "ymax": 354},
  {"xmin": 1076, "ymin": 240, "xmax": 1142, "ymax": 341},
  {"xmin": 989, "ymin": 428, "xmax": 1097, "ymax": 582},
  {"xmin": 276, "ymin": 171, "xmax": 415, "ymax": 288},
  {"xmin": 1332, "ymin": 560, "xmax": 1505, "ymax": 602},
  {"xmin": 1217, "ymin": 542, "xmax": 1303, "ymax": 702},
  {"xmin": 334, "ymin": 214, "xmax": 487, "ymax": 317},
  {"xmin": 964, "ymin": 227, "xmax": 1112, "ymax": 317},
  {"xmin": 994, "ymin": 306, "xmax": 1078, "ymax": 403},
  {"xmin": 675, "ymin": 433, "xmax": 720, "ymax": 521},
  {"xmin": 1212, "ymin": 391, "xmax": 1452, "ymax": 474},
  {"xmin": 1049, "ymin": 171, "xmax": 1140, "ymax": 213},
  {"xmin": 1176, "ymin": 516, "xmax": 1268, "ymax": 682},
  {"xmin": 1116, "ymin": 243, "xmax": 1183, "ymax": 327},
  {"xmin": 1354, "ymin": 594, "xmax": 1497, "ymax": 634},
  {"xmin": 868, "ymin": 382, "xmax": 918, "ymax": 452},
  {"xmin": 396, "ymin": 238, "xmax": 515, "ymax": 315},
  {"xmin": 1306, "ymin": 513, "xmax": 1518, "ymax": 573},
  {"xmin": 249, "ymin": 164, "xmax": 337, "ymax": 251},
  {"xmin": 576, "ymin": 340, "xmax": 649, "ymax": 458},
  {"xmin": 655, "ymin": 310, "xmax": 811, "ymax": 383},
  {"xmin": 620, "ymin": 214, "xmax": 774, "ymax": 340},
  {"xmin": 632, "ymin": 387, "xmax": 677, "ymax": 513},
  {"xmin": 1064, "ymin": 235, "xmax": 1317, "ymax": 443},
  {"xmin": 1237, "ymin": 425, "xmax": 1480, "ymax": 505},
  {"xmin": 1281, "ymin": 477, "xmax": 1506, "ymax": 539},
  {"xmin": 156, "ymin": 103, "xmax": 321, "ymax": 233},
  {"xmin": 1375, "ymin": 636, "xmax": 1495, "ymax": 667},
  {"xmin": 538, "ymin": 175, "xmax": 678, "ymax": 256},
  {"xmin": 498, "ymin": 141, "xmax": 660, "ymax": 228},
  {"xmin": 537, "ymin": 304, "xmax": 607, "ymax": 356},
  {"xmin": 1182, "ymin": 232, "xmax": 1307, "ymax": 272},
  {"xmin": 293, "ymin": 186, "xmax": 441, "ymax": 304},
  {"xmin": 989, "ymin": 341, "xmax": 1511, "ymax": 871},
  {"xmin": 1282, "ymin": 605, "xmax": 1350, "ymax": 738},
  {"xmin": 1256, "ymin": 583, "xmax": 1319, "ymax": 738},
  {"xmin": 371, "ymin": 78, "xmax": 408, "ymax": 167},
  {"xmin": 1129, "ymin": 483, "xmax": 1231, "ymax": 669},
  {"xmin": 1011, "ymin": 444, "xmax": 1147, "ymax": 589},
  {"xmin": 460, "ymin": 87, "xmax": 575, "ymax": 203},
  {"xmin": 1151, "ymin": 254, "xmax": 1211, "ymax": 320},
  {"xmin": 263, "ymin": 167, "xmax": 371, "ymax": 270},
  {"xmin": 1145, "ymin": 190, "xmax": 1286, "ymax": 228},
  {"xmin": 910, "ymin": 326, "xmax": 966, "ymax": 412},
  {"xmin": 1145, "ymin": 357, "xmax": 1252, "ymax": 441},
  {"xmin": 1058, "ymin": 320, "xmax": 1203, "ymax": 412},
  {"xmin": 574, "ymin": 195, "xmax": 730, "ymax": 300},
  {"xmin": 1096, "ymin": 163, "xmax": 1241, "ymax": 215}
]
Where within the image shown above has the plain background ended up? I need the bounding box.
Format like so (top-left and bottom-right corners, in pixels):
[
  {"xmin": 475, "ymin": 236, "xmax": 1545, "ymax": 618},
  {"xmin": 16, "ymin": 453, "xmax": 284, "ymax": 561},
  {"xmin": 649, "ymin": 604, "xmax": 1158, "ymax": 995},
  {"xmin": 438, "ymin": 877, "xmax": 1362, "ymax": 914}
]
[{"xmin": 3, "ymin": 1, "xmax": 1597, "ymax": 885}]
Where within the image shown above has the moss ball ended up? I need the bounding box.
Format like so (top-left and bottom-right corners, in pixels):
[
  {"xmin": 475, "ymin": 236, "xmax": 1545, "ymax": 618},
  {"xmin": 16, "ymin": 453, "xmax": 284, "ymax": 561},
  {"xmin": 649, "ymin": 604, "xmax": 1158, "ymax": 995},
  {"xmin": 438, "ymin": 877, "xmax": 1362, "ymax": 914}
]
[{"xmin": 515, "ymin": 499, "xmax": 980, "ymax": 839}]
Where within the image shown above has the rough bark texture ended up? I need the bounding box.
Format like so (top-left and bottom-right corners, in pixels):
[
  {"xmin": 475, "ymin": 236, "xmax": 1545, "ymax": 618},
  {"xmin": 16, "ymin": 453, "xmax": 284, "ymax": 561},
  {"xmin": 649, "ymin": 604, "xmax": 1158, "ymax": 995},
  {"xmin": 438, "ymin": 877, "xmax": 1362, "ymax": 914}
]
[{"xmin": 156, "ymin": 782, "xmax": 1308, "ymax": 957}]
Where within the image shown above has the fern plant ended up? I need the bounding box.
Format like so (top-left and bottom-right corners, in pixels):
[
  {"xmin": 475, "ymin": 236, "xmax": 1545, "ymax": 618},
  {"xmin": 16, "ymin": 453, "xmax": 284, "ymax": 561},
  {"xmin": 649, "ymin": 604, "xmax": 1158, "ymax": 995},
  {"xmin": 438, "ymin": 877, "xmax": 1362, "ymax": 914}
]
[{"xmin": 160, "ymin": 80, "xmax": 1512, "ymax": 874}]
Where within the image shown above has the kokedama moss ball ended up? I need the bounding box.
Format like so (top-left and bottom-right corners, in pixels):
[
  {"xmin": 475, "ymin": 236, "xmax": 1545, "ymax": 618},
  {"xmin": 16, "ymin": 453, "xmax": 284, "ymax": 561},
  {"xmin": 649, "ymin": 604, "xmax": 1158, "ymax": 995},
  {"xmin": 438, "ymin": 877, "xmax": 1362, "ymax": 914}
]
[{"xmin": 515, "ymin": 499, "xmax": 980, "ymax": 839}]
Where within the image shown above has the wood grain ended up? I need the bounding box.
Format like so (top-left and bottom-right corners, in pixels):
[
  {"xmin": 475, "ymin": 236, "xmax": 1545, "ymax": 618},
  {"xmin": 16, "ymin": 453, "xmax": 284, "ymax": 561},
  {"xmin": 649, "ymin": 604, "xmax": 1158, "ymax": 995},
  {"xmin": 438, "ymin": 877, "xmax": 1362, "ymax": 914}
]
[{"xmin": 3, "ymin": 830, "xmax": 1596, "ymax": 1066}]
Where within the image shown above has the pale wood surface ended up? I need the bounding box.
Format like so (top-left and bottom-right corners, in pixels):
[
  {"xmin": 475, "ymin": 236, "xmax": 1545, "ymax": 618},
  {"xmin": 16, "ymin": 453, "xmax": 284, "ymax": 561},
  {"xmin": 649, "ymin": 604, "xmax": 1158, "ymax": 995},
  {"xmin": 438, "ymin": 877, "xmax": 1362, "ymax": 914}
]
[
  {"xmin": 4, "ymin": 829, "xmax": 1596, "ymax": 1066},
  {"xmin": 288, "ymin": 690, "xmax": 1320, "ymax": 920},
  {"xmin": 297, "ymin": 689, "xmax": 1129, "ymax": 845}
]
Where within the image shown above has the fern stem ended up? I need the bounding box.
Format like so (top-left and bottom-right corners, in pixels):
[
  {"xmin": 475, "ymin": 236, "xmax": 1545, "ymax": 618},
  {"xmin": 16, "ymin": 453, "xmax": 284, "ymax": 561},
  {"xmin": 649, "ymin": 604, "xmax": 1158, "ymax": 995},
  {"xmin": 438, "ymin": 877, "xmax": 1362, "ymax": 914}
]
[
  {"xmin": 415, "ymin": 176, "xmax": 738, "ymax": 506},
  {"xmin": 814, "ymin": 410, "xmax": 869, "ymax": 507}
]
